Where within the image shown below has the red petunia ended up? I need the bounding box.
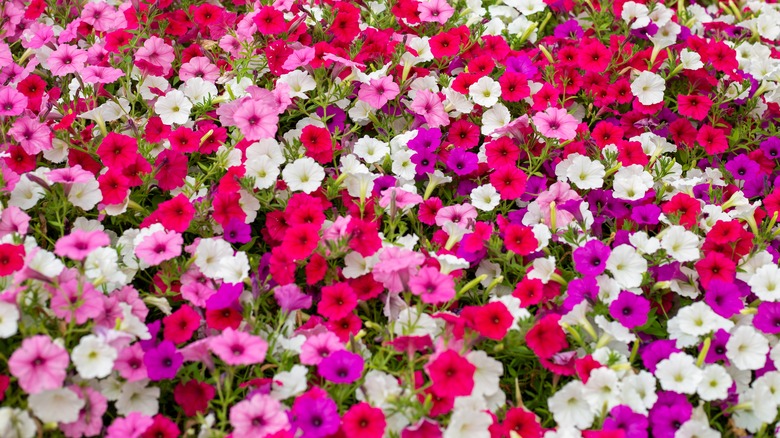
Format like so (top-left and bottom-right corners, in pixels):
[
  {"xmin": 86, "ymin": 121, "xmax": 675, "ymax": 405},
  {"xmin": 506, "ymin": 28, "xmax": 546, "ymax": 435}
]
[
  {"xmin": 326, "ymin": 312, "xmax": 362, "ymax": 342},
  {"xmin": 503, "ymin": 407, "xmax": 543, "ymax": 438},
  {"xmin": 590, "ymin": 122, "xmax": 624, "ymax": 149},
  {"xmin": 168, "ymin": 126, "xmax": 200, "ymax": 153},
  {"xmin": 348, "ymin": 218, "xmax": 382, "ymax": 257},
  {"xmin": 490, "ymin": 166, "xmax": 528, "ymax": 200},
  {"xmin": 503, "ymin": 224, "xmax": 538, "ymax": 256},
  {"xmin": 662, "ymin": 193, "xmax": 701, "ymax": 229},
  {"xmin": 155, "ymin": 194, "xmax": 196, "ymax": 233},
  {"xmin": 427, "ymin": 350, "xmax": 475, "ymax": 398},
  {"xmin": 525, "ymin": 314, "xmax": 568, "ymax": 359},
  {"xmin": 318, "ymin": 282, "xmax": 358, "ymax": 320},
  {"xmin": 513, "ymin": 277, "xmax": 545, "ymax": 307},
  {"xmin": 677, "ymin": 94, "xmax": 713, "ymax": 121},
  {"xmin": 300, "ymin": 125, "xmax": 334, "ymax": 164},
  {"xmin": 163, "ymin": 304, "xmax": 201, "ymax": 344},
  {"xmin": 155, "ymin": 150, "xmax": 188, "ymax": 190},
  {"xmin": 447, "ymin": 119, "xmax": 480, "ymax": 149},
  {"xmin": 98, "ymin": 169, "xmax": 130, "ymax": 205},
  {"xmin": 174, "ymin": 380, "xmax": 216, "ymax": 417},
  {"xmin": 485, "ymin": 137, "xmax": 520, "ymax": 168},
  {"xmin": 466, "ymin": 302, "xmax": 514, "ymax": 340},
  {"xmin": 429, "ymin": 32, "xmax": 461, "ymax": 59},
  {"xmin": 0, "ymin": 244, "xmax": 25, "ymax": 276},
  {"xmin": 305, "ymin": 253, "xmax": 328, "ymax": 285},
  {"xmin": 695, "ymin": 251, "xmax": 736, "ymax": 289},
  {"xmin": 190, "ymin": 4, "xmax": 223, "ymax": 28},
  {"xmin": 205, "ymin": 306, "xmax": 243, "ymax": 330},
  {"xmin": 96, "ymin": 132, "xmax": 138, "ymax": 169},
  {"xmin": 578, "ymin": 40, "xmax": 611, "ymax": 72},
  {"xmin": 342, "ymin": 402, "xmax": 386, "ymax": 438},
  {"xmin": 281, "ymin": 224, "xmax": 320, "ymax": 261},
  {"xmin": 253, "ymin": 6, "xmax": 287, "ymax": 35},
  {"xmin": 696, "ymin": 125, "xmax": 729, "ymax": 155}
]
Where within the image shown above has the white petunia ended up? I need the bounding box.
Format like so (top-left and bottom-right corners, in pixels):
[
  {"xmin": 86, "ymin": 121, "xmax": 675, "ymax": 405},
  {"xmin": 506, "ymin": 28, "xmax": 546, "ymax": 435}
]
[
  {"xmin": 391, "ymin": 149, "xmax": 416, "ymax": 180},
  {"xmin": 661, "ymin": 225, "xmax": 700, "ymax": 262},
  {"xmin": 181, "ymin": 77, "xmax": 218, "ymax": 105},
  {"xmin": 245, "ymin": 155, "xmax": 281, "ymax": 190},
  {"xmin": 467, "ymin": 350, "xmax": 503, "ymax": 397},
  {"xmin": 548, "ymin": 381, "xmax": 594, "ymax": 430},
  {"xmin": 655, "ymin": 352, "xmax": 703, "ymax": 394},
  {"xmin": 9, "ymin": 176, "xmax": 46, "ymax": 210},
  {"xmin": 353, "ymin": 136, "xmax": 390, "ymax": 164},
  {"xmin": 28, "ymin": 388, "xmax": 84, "ymax": 424},
  {"xmin": 630, "ymin": 71, "xmax": 666, "ymax": 105},
  {"xmin": 583, "ymin": 367, "xmax": 621, "ymax": 412},
  {"xmin": 270, "ymin": 365, "xmax": 308, "ymax": 400},
  {"xmin": 154, "ymin": 89, "xmax": 192, "ymax": 125},
  {"xmin": 612, "ymin": 165, "xmax": 654, "ymax": 200},
  {"xmin": 68, "ymin": 179, "xmax": 103, "ymax": 211},
  {"xmin": 620, "ymin": 371, "xmax": 657, "ymax": 415},
  {"xmin": 470, "ymin": 184, "xmax": 501, "ymax": 211},
  {"xmin": 726, "ymin": 325, "xmax": 769, "ymax": 371},
  {"xmin": 670, "ymin": 302, "xmax": 733, "ymax": 340},
  {"xmin": 0, "ymin": 407, "xmax": 36, "ymax": 438},
  {"xmin": 748, "ymin": 264, "xmax": 780, "ymax": 302},
  {"xmin": 469, "ymin": 76, "xmax": 501, "ymax": 108},
  {"xmin": 246, "ymin": 139, "xmax": 286, "ymax": 167},
  {"xmin": 71, "ymin": 334, "xmax": 118, "ymax": 379},
  {"xmin": 194, "ymin": 238, "xmax": 235, "ymax": 279},
  {"xmin": 282, "ymin": 157, "xmax": 326, "ymax": 194},
  {"xmin": 680, "ymin": 49, "xmax": 704, "ymax": 70},
  {"xmin": 621, "ymin": 1, "xmax": 650, "ymax": 28},
  {"xmin": 444, "ymin": 409, "xmax": 492, "ymax": 438},
  {"xmin": 0, "ymin": 302, "xmax": 20, "ymax": 338},
  {"xmin": 217, "ymin": 252, "xmax": 250, "ymax": 284},
  {"xmin": 278, "ymin": 70, "xmax": 316, "ymax": 99},
  {"xmin": 697, "ymin": 363, "xmax": 732, "ymax": 401},
  {"xmin": 481, "ymin": 104, "xmax": 511, "ymax": 136},
  {"xmin": 606, "ymin": 244, "xmax": 647, "ymax": 289},
  {"xmin": 566, "ymin": 155, "xmax": 605, "ymax": 190},
  {"xmin": 116, "ymin": 380, "xmax": 160, "ymax": 416}
]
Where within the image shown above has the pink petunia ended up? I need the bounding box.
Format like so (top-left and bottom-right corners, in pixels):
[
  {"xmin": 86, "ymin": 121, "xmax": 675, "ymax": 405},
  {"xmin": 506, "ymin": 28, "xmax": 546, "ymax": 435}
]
[
  {"xmin": 134, "ymin": 36, "xmax": 175, "ymax": 75},
  {"xmin": 54, "ymin": 229, "xmax": 111, "ymax": 261},
  {"xmin": 209, "ymin": 328, "xmax": 268, "ymax": 366},
  {"xmin": 106, "ymin": 413, "xmax": 154, "ymax": 438},
  {"xmin": 50, "ymin": 278, "xmax": 105, "ymax": 324},
  {"xmin": 0, "ymin": 206, "xmax": 31, "ymax": 237},
  {"xmin": 80, "ymin": 66, "xmax": 125, "ymax": 84},
  {"xmin": 418, "ymin": 0, "xmax": 454, "ymax": 24},
  {"xmin": 134, "ymin": 230, "xmax": 183, "ymax": 266},
  {"xmin": 0, "ymin": 86, "xmax": 28, "ymax": 116},
  {"xmin": 47, "ymin": 164, "xmax": 94, "ymax": 185},
  {"xmin": 531, "ymin": 107, "xmax": 579, "ymax": 141},
  {"xmin": 358, "ymin": 76, "xmax": 400, "ymax": 109},
  {"xmin": 372, "ymin": 246, "xmax": 425, "ymax": 293},
  {"xmin": 232, "ymin": 98, "xmax": 279, "ymax": 141},
  {"xmin": 409, "ymin": 90, "xmax": 450, "ymax": 129},
  {"xmin": 8, "ymin": 116, "xmax": 52, "ymax": 154},
  {"xmin": 47, "ymin": 44, "xmax": 88, "ymax": 76},
  {"xmin": 8, "ymin": 335, "xmax": 70, "ymax": 394}
]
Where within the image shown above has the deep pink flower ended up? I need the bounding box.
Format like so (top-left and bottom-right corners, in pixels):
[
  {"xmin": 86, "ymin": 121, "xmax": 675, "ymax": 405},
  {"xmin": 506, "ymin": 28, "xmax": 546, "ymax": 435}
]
[{"xmin": 358, "ymin": 76, "xmax": 400, "ymax": 109}]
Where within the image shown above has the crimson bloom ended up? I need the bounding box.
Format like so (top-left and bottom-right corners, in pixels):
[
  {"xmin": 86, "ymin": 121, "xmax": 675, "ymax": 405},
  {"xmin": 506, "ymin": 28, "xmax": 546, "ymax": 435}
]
[
  {"xmin": 525, "ymin": 314, "xmax": 568, "ymax": 359},
  {"xmin": 174, "ymin": 380, "xmax": 215, "ymax": 416},
  {"xmin": 163, "ymin": 305, "xmax": 200, "ymax": 344},
  {"xmin": 318, "ymin": 282, "xmax": 358, "ymax": 320},
  {"xmin": 301, "ymin": 125, "xmax": 334, "ymax": 164},
  {"xmin": 695, "ymin": 251, "xmax": 736, "ymax": 289},
  {"xmin": 155, "ymin": 194, "xmax": 196, "ymax": 233},
  {"xmin": 490, "ymin": 166, "xmax": 528, "ymax": 200},
  {"xmin": 462, "ymin": 302, "xmax": 514, "ymax": 340},
  {"xmin": 281, "ymin": 224, "xmax": 320, "ymax": 261},
  {"xmin": 427, "ymin": 350, "xmax": 475, "ymax": 398},
  {"xmin": 696, "ymin": 125, "xmax": 729, "ymax": 154},
  {"xmin": 253, "ymin": 6, "xmax": 287, "ymax": 35},
  {"xmin": 677, "ymin": 94, "xmax": 713, "ymax": 121},
  {"xmin": 503, "ymin": 224, "xmax": 538, "ymax": 255},
  {"xmin": 342, "ymin": 402, "xmax": 386, "ymax": 438},
  {"xmin": 0, "ymin": 244, "xmax": 25, "ymax": 276},
  {"xmin": 662, "ymin": 193, "xmax": 701, "ymax": 229}
]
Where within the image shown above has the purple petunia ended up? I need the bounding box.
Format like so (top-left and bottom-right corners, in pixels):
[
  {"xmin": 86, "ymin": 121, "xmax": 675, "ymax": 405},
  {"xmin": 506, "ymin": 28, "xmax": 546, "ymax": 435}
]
[
  {"xmin": 223, "ymin": 219, "xmax": 252, "ymax": 244},
  {"xmin": 753, "ymin": 302, "xmax": 780, "ymax": 335},
  {"xmin": 609, "ymin": 291, "xmax": 650, "ymax": 329},
  {"xmin": 317, "ymin": 350, "xmax": 364, "ymax": 384},
  {"xmin": 703, "ymin": 280, "xmax": 744, "ymax": 318},
  {"xmin": 144, "ymin": 341, "xmax": 183, "ymax": 381},
  {"xmin": 446, "ymin": 148, "xmax": 478, "ymax": 176},
  {"xmin": 603, "ymin": 405, "xmax": 648, "ymax": 438},
  {"xmin": 572, "ymin": 240, "xmax": 611, "ymax": 277},
  {"xmin": 292, "ymin": 394, "xmax": 340, "ymax": 438},
  {"xmin": 273, "ymin": 284, "xmax": 312, "ymax": 312}
]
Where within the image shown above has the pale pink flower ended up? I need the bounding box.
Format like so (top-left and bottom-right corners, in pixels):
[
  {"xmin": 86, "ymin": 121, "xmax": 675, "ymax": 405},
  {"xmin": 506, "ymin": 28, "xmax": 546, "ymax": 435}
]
[
  {"xmin": 418, "ymin": 0, "xmax": 455, "ymax": 24},
  {"xmin": 358, "ymin": 76, "xmax": 400, "ymax": 109},
  {"xmin": 410, "ymin": 90, "xmax": 450, "ymax": 128},
  {"xmin": 179, "ymin": 57, "xmax": 220, "ymax": 82},
  {"xmin": 233, "ymin": 98, "xmax": 279, "ymax": 140},
  {"xmin": 47, "ymin": 44, "xmax": 87, "ymax": 76},
  {"xmin": 21, "ymin": 23, "xmax": 54, "ymax": 49},
  {"xmin": 282, "ymin": 47, "xmax": 316, "ymax": 70},
  {"xmin": 80, "ymin": 66, "xmax": 124, "ymax": 84},
  {"xmin": 8, "ymin": 116, "xmax": 52, "ymax": 154},
  {"xmin": 0, "ymin": 86, "xmax": 28, "ymax": 116},
  {"xmin": 60, "ymin": 385, "xmax": 108, "ymax": 437},
  {"xmin": 54, "ymin": 229, "xmax": 110, "ymax": 261},
  {"xmin": 372, "ymin": 247, "xmax": 425, "ymax": 293},
  {"xmin": 0, "ymin": 205, "xmax": 30, "ymax": 237},
  {"xmin": 180, "ymin": 266, "xmax": 217, "ymax": 307},
  {"xmin": 134, "ymin": 36, "xmax": 175, "ymax": 75},
  {"xmin": 50, "ymin": 278, "xmax": 105, "ymax": 324},
  {"xmin": 435, "ymin": 203, "xmax": 478, "ymax": 228},
  {"xmin": 209, "ymin": 328, "xmax": 268, "ymax": 365},
  {"xmin": 536, "ymin": 181, "xmax": 581, "ymax": 228},
  {"xmin": 379, "ymin": 187, "xmax": 423, "ymax": 210},
  {"xmin": 81, "ymin": 2, "xmax": 119, "ymax": 32},
  {"xmin": 47, "ymin": 164, "xmax": 94, "ymax": 185},
  {"xmin": 8, "ymin": 335, "xmax": 70, "ymax": 394},
  {"xmin": 532, "ymin": 107, "xmax": 579, "ymax": 141},
  {"xmin": 230, "ymin": 393, "xmax": 289, "ymax": 437},
  {"xmin": 300, "ymin": 331, "xmax": 344, "ymax": 365},
  {"xmin": 134, "ymin": 230, "xmax": 183, "ymax": 266}
]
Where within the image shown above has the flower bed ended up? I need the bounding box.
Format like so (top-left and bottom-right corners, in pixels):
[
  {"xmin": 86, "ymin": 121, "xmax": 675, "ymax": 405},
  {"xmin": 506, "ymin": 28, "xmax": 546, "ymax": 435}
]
[{"xmin": 1, "ymin": 0, "xmax": 780, "ymax": 436}]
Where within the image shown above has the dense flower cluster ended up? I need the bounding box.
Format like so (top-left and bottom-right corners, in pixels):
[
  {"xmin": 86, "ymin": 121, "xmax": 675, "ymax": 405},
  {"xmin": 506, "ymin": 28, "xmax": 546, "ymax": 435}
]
[{"xmin": 1, "ymin": 0, "xmax": 780, "ymax": 436}]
